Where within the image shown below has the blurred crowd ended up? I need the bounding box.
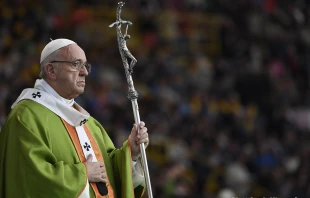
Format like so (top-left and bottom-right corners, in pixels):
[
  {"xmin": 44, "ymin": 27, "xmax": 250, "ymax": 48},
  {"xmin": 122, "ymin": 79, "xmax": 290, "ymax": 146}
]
[{"xmin": 1, "ymin": 0, "xmax": 310, "ymax": 197}]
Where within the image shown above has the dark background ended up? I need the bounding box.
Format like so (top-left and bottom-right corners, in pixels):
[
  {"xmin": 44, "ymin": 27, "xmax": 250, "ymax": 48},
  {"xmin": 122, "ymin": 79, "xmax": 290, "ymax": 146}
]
[{"xmin": 0, "ymin": 0, "xmax": 310, "ymax": 197}]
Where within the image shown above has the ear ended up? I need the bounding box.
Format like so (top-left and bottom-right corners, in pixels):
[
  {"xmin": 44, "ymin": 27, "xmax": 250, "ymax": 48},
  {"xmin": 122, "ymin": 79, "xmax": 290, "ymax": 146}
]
[{"xmin": 45, "ymin": 63, "xmax": 57, "ymax": 80}]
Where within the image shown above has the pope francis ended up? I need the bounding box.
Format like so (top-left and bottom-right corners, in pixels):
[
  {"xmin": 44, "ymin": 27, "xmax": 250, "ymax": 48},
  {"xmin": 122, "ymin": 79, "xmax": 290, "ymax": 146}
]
[{"xmin": 0, "ymin": 39, "xmax": 149, "ymax": 198}]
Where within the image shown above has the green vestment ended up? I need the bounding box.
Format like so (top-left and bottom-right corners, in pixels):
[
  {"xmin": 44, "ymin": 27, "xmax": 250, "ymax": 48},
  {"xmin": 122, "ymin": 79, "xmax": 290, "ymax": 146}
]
[{"xmin": 0, "ymin": 100, "xmax": 144, "ymax": 198}]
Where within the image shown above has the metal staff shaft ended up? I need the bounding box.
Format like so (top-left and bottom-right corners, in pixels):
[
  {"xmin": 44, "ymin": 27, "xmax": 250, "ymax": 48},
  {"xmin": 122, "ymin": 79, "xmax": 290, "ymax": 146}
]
[
  {"xmin": 109, "ymin": 2, "xmax": 153, "ymax": 197},
  {"xmin": 131, "ymin": 99, "xmax": 153, "ymax": 198}
]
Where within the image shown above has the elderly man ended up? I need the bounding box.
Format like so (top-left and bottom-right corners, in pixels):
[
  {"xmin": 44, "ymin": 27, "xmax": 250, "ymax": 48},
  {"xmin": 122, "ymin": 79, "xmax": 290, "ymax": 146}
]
[{"xmin": 0, "ymin": 39, "xmax": 148, "ymax": 198}]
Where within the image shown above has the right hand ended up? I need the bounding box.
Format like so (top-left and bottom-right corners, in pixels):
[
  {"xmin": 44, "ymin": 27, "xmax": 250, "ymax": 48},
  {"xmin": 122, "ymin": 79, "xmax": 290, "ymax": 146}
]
[{"xmin": 83, "ymin": 154, "xmax": 107, "ymax": 183}]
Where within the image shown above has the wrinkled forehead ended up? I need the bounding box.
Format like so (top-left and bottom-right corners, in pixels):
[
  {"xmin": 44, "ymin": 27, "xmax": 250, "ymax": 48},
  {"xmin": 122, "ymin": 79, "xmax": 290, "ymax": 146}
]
[{"xmin": 59, "ymin": 44, "xmax": 86, "ymax": 61}]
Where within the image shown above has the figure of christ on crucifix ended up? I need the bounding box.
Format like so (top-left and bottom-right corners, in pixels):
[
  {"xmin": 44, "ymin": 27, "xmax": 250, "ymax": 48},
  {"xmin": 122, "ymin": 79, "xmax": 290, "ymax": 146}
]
[{"xmin": 109, "ymin": 2, "xmax": 137, "ymax": 74}]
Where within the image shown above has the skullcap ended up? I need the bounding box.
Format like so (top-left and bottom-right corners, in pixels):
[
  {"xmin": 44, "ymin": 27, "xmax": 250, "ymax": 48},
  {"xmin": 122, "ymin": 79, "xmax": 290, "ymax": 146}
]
[{"xmin": 40, "ymin": 38, "xmax": 76, "ymax": 63}]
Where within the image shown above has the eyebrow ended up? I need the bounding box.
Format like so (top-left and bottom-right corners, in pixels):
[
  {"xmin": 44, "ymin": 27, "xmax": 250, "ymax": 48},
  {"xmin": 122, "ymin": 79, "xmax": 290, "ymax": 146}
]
[{"xmin": 73, "ymin": 59, "xmax": 87, "ymax": 63}]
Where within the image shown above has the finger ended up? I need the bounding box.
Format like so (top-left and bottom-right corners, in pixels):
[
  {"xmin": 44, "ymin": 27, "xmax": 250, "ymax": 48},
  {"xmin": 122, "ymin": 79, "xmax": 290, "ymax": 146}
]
[
  {"xmin": 138, "ymin": 132, "xmax": 148, "ymax": 141},
  {"xmin": 132, "ymin": 124, "xmax": 138, "ymax": 133},
  {"xmin": 99, "ymin": 162, "xmax": 104, "ymax": 167},
  {"xmin": 101, "ymin": 173, "xmax": 107, "ymax": 179},
  {"xmin": 100, "ymin": 174, "xmax": 107, "ymax": 182},
  {"xmin": 137, "ymin": 137, "xmax": 149, "ymax": 145},
  {"xmin": 136, "ymin": 133, "xmax": 149, "ymax": 141},
  {"xmin": 138, "ymin": 127, "xmax": 147, "ymax": 136},
  {"xmin": 100, "ymin": 167, "xmax": 106, "ymax": 173},
  {"xmin": 139, "ymin": 121, "xmax": 145, "ymax": 128},
  {"xmin": 86, "ymin": 154, "xmax": 93, "ymax": 162},
  {"xmin": 136, "ymin": 135, "xmax": 148, "ymax": 143},
  {"xmin": 137, "ymin": 130, "xmax": 148, "ymax": 139}
]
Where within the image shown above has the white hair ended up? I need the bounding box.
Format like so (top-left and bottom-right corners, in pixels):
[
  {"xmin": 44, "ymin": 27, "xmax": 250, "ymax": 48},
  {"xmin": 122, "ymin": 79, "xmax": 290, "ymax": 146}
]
[{"xmin": 39, "ymin": 49, "xmax": 61, "ymax": 78}]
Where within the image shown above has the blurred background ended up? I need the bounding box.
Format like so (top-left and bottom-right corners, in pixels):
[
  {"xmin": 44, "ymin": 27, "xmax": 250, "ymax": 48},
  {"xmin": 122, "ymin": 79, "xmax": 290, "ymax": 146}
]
[{"xmin": 1, "ymin": 0, "xmax": 310, "ymax": 197}]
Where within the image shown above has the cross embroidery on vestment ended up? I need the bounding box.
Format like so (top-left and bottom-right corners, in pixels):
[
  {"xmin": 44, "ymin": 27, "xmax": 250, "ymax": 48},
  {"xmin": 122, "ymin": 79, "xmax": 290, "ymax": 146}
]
[
  {"xmin": 83, "ymin": 142, "xmax": 91, "ymax": 151},
  {"xmin": 32, "ymin": 92, "xmax": 41, "ymax": 99},
  {"xmin": 80, "ymin": 119, "xmax": 87, "ymax": 126}
]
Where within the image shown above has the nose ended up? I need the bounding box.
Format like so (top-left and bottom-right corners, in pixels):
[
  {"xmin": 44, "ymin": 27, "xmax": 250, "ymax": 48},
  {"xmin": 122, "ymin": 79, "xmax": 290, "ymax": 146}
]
[{"xmin": 79, "ymin": 65, "xmax": 89, "ymax": 76}]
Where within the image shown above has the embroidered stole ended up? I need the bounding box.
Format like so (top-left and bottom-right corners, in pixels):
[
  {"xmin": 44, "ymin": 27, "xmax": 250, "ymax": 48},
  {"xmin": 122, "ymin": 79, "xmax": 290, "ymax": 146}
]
[{"xmin": 62, "ymin": 119, "xmax": 115, "ymax": 198}]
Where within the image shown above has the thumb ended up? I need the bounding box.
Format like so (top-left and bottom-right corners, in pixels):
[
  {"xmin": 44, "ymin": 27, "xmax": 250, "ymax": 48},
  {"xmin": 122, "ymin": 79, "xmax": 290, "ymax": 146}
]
[
  {"xmin": 86, "ymin": 154, "xmax": 93, "ymax": 162},
  {"xmin": 132, "ymin": 124, "xmax": 138, "ymax": 133}
]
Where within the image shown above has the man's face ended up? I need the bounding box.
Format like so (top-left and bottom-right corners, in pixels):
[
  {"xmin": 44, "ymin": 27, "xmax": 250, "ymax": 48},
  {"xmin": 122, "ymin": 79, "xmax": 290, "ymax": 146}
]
[{"xmin": 54, "ymin": 44, "xmax": 88, "ymax": 99}]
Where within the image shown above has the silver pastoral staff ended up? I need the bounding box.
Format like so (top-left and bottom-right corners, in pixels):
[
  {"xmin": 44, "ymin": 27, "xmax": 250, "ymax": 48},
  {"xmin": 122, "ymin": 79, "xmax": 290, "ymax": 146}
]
[{"xmin": 109, "ymin": 2, "xmax": 153, "ymax": 198}]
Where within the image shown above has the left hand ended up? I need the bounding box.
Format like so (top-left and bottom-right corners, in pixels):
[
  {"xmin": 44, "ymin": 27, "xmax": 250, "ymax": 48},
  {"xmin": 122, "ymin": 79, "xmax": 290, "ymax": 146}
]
[{"xmin": 128, "ymin": 121, "xmax": 149, "ymax": 160}]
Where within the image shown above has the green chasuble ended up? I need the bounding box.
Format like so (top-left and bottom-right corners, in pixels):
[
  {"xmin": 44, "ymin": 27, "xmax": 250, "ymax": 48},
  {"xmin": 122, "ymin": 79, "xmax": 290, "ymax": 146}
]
[{"xmin": 0, "ymin": 100, "xmax": 144, "ymax": 198}]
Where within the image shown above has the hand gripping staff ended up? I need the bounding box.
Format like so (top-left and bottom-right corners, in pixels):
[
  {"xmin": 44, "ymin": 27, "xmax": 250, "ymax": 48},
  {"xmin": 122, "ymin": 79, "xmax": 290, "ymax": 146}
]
[{"xmin": 109, "ymin": 2, "xmax": 153, "ymax": 198}]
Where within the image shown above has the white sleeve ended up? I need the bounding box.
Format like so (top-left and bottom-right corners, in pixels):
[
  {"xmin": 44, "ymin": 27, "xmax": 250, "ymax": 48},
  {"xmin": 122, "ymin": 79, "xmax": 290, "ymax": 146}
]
[{"xmin": 132, "ymin": 160, "xmax": 145, "ymax": 188}]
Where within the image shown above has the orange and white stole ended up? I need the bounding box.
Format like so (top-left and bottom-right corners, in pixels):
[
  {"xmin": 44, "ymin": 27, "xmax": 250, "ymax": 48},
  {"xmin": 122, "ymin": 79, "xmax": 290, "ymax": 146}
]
[{"xmin": 62, "ymin": 119, "xmax": 115, "ymax": 198}]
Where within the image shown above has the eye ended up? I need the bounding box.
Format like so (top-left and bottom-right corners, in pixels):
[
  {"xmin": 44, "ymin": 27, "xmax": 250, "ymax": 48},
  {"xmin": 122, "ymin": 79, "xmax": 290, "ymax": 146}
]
[{"xmin": 72, "ymin": 60, "xmax": 81, "ymax": 67}]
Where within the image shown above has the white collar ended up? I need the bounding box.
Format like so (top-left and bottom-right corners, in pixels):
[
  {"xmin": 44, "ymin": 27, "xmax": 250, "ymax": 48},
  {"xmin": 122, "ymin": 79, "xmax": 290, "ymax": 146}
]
[
  {"xmin": 11, "ymin": 79, "xmax": 89, "ymax": 126},
  {"xmin": 34, "ymin": 79, "xmax": 75, "ymax": 106}
]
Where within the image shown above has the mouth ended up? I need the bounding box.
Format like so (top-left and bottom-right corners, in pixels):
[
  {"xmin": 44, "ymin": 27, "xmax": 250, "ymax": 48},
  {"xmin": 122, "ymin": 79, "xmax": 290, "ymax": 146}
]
[{"xmin": 77, "ymin": 81, "xmax": 85, "ymax": 85}]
